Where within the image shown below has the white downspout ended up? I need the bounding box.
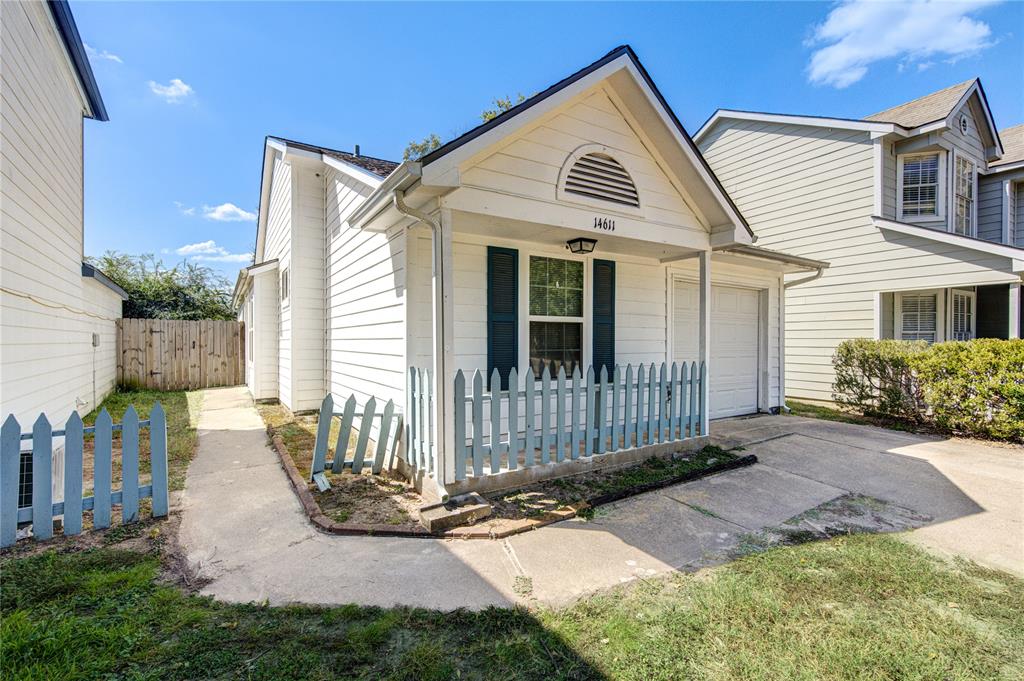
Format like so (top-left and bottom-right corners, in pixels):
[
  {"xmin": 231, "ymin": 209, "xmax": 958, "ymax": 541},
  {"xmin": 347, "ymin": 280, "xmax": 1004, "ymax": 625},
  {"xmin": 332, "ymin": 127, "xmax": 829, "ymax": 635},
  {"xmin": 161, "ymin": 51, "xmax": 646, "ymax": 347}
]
[{"xmin": 393, "ymin": 190, "xmax": 450, "ymax": 501}]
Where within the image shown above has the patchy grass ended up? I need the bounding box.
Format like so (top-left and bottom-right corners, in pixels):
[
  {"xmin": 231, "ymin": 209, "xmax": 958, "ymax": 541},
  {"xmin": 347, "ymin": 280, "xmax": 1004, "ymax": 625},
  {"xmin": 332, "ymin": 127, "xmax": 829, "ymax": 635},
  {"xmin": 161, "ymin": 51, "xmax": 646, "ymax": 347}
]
[
  {"xmin": 786, "ymin": 400, "xmax": 917, "ymax": 433},
  {"xmin": 485, "ymin": 445, "xmax": 739, "ymax": 523},
  {"xmin": 82, "ymin": 389, "xmax": 202, "ymax": 492},
  {"xmin": 3, "ymin": 531, "xmax": 1022, "ymax": 680},
  {"xmin": 257, "ymin": 401, "xmax": 425, "ymax": 529}
]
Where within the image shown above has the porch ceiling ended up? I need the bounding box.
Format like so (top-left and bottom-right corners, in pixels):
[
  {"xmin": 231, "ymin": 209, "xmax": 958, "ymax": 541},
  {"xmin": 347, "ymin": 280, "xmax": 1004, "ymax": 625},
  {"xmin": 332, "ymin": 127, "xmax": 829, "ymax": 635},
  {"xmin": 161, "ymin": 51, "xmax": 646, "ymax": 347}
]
[{"xmin": 451, "ymin": 209, "xmax": 702, "ymax": 261}]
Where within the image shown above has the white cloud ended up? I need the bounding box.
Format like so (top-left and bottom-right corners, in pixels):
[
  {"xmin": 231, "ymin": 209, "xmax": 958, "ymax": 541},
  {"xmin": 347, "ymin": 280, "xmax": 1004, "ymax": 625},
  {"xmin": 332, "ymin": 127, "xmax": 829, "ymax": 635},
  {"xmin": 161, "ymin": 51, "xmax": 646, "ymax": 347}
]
[
  {"xmin": 806, "ymin": 0, "xmax": 1000, "ymax": 88},
  {"xmin": 174, "ymin": 201, "xmax": 196, "ymax": 217},
  {"xmin": 202, "ymin": 203, "xmax": 256, "ymax": 222},
  {"xmin": 175, "ymin": 240, "xmax": 252, "ymax": 263},
  {"xmin": 85, "ymin": 43, "xmax": 123, "ymax": 64},
  {"xmin": 148, "ymin": 78, "xmax": 194, "ymax": 102}
]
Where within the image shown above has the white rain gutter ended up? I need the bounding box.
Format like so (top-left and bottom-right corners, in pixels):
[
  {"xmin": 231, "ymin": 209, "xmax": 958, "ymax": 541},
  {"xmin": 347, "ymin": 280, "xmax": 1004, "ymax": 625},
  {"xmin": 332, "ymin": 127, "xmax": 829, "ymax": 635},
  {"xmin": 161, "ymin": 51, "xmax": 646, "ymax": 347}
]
[
  {"xmin": 779, "ymin": 263, "xmax": 827, "ymax": 414},
  {"xmin": 392, "ymin": 189, "xmax": 450, "ymax": 501}
]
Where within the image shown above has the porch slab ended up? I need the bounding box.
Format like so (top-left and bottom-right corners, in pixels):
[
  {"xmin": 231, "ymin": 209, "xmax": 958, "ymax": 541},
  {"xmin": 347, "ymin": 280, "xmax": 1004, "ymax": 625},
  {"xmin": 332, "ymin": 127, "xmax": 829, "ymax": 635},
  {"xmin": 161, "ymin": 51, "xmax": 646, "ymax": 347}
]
[{"xmin": 659, "ymin": 462, "xmax": 846, "ymax": 530}]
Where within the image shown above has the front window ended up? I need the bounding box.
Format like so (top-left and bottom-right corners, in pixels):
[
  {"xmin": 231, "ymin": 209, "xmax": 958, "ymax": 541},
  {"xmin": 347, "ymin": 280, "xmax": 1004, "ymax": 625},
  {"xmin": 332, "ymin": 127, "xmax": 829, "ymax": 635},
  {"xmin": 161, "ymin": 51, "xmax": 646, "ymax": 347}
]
[
  {"xmin": 950, "ymin": 290, "xmax": 975, "ymax": 341},
  {"xmin": 901, "ymin": 154, "xmax": 940, "ymax": 218},
  {"xmin": 528, "ymin": 256, "xmax": 583, "ymax": 378},
  {"xmin": 954, "ymin": 155, "xmax": 975, "ymax": 236},
  {"xmin": 897, "ymin": 292, "xmax": 938, "ymax": 343}
]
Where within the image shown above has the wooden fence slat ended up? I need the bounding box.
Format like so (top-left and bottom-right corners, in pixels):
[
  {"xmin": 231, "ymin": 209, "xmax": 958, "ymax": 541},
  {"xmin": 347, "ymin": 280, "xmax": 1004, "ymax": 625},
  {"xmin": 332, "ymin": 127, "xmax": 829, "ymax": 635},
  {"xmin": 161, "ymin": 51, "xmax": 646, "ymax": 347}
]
[
  {"xmin": 1, "ymin": 415, "xmax": 20, "ymax": 547},
  {"xmin": 699, "ymin": 361, "xmax": 707, "ymax": 436},
  {"xmin": 94, "ymin": 410, "xmax": 113, "ymax": 529},
  {"xmin": 311, "ymin": 395, "xmax": 333, "ymax": 479},
  {"xmin": 63, "ymin": 413, "xmax": 84, "ymax": 535},
  {"xmin": 689, "ymin": 361, "xmax": 698, "ymax": 437},
  {"xmin": 454, "ymin": 370, "xmax": 466, "ymax": 480},
  {"xmin": 408, "ymin": 369, "xmax": 418, "ymax": 469},
  {"xmin": 680, "ymin": 363, "xmax": 689, "ymax": 438},
  {"xmin": 540, "ymin": 366, "xmax": 551, "ymax": 465},
  {"xmin": 612, "ymin": 365, "xmax": 621, "ymax": 452},
  {"xmin": 658, "ymin": 362, "xmax": 668, "ymax": 443},
  {"xmin": 31, "ymin": 414, "xmax": 53, "ymax": 540},
  {"xmin": 624, "ymin": 364, "xmax": 634, "ymax": 449},
  {"xmin": 647, "ymin": 364, "xmax": 657, "ymax": 445},
  {"xmin": 333, "ymin": 396, "xmax": 357, "ymax": 473},
  {"xmin": 555, "ymin": 367, "xmax": 566, "ymax": 462},
  {"xmin": 425, "ymin": 368, "xmax": 434, "ymax": 474},
  {"xmin": 584, "ymin": 366, "xmax": 596, "ymax": 457},
  {"xmin": 472, "ymin": 370, "xmax": 484, "ymax": 477},
  {"xmin": 523, "ymin": 370, "xmax": 535, "ymax": 467},
  {"xmin": 352, "ymin": 397, "xmax": 375, "ymax": 474},
  {"xmin": 597, "ymin": 366, "xmax": 608, "ymax": 455},
  {"xmin": 372, "ymin": 400, "xmax": 395, "ymax": 475},
  {"xmin": 507, "ymin": 368, "xmax": 519, "ymax": 470},
  {"xmin": 121, "ymin": 406, "xmax": 139, "ymax": 523},
  {"xmin": 636, "ymin": 364, "xmax": 645, "ymax": 446},
  {"xmin": 570, "ymin": 366, "xmax": 581, "ymax": 460},
  {"xmin": 150, "ymin": 403, "xmax": 169, "ymax": 517},
  {"xmin": 490, "ymin": 368, "xmax": 502, "ymax": 474}
]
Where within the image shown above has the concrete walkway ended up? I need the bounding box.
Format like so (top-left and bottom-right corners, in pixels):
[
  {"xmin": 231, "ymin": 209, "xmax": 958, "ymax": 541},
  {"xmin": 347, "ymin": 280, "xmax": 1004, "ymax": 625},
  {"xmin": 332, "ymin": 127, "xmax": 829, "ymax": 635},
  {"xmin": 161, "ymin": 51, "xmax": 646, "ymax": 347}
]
[{"xmin": 178, "ymin": 387, "xmax": 1023, "ymax": 610}]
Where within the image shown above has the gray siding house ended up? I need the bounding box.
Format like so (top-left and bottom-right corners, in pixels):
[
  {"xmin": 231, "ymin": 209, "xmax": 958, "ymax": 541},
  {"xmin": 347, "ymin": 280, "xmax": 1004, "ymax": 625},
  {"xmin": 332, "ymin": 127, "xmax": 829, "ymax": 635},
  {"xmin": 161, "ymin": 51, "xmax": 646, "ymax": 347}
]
[{"xmin": 695, "ymin": 80, "xmax": 1022, "ymax": 402}]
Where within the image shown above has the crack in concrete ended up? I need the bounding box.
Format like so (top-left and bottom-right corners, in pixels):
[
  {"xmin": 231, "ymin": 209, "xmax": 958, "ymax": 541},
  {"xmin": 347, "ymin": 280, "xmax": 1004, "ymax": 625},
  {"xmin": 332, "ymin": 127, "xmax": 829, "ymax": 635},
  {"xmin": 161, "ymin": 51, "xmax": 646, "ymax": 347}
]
[{"xmin": 658, "ymin": 491, "xmax": 754, "ymax": 532}]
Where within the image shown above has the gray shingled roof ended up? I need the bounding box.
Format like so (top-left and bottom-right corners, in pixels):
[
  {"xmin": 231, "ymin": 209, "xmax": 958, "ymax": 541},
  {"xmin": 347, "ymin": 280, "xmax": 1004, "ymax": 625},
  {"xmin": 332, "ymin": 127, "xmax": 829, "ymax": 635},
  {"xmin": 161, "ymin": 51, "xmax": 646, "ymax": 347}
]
[
  {"xmin": 864, "ymin": 79, "xmax": 975, "ymax": 128},
  {"xmin": 271, "ymin": 137, "xmax": 400, "ymax": 178},
  {"xmin": 991, "ymin": 124, "xmax": 1024, "ymax": 168}
]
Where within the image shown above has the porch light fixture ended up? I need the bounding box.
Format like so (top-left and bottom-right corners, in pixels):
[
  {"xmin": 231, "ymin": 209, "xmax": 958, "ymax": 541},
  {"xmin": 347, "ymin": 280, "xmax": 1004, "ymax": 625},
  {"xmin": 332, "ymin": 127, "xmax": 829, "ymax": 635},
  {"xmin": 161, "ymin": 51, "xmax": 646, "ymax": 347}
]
[{"xmin": 566, "ymin": 237, "xmax": 597, "ymax": 254}]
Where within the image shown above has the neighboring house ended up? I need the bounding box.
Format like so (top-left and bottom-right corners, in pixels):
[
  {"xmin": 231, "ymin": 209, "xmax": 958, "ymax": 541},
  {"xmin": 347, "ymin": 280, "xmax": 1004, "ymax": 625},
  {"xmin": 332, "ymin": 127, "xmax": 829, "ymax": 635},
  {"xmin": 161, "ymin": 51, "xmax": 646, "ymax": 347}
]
[
  {"xmin": 1, "ymin": 0, "xmax": 125, "ymax": 427},
  {"xmin": 234, "ymin": 46, "xmax": 824, "ymax": 498},
  {"xmin": 695, "ymin": 79, "xmax": 1023, "ymax": 402}
]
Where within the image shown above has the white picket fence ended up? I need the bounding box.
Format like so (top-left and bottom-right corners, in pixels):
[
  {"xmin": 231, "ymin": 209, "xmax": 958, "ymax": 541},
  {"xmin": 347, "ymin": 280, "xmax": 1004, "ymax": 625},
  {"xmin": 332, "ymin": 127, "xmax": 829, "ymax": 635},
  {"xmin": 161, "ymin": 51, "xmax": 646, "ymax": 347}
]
[{"xmin": 446, "ymin": 361, "xmax": 706, "ymax": 482}]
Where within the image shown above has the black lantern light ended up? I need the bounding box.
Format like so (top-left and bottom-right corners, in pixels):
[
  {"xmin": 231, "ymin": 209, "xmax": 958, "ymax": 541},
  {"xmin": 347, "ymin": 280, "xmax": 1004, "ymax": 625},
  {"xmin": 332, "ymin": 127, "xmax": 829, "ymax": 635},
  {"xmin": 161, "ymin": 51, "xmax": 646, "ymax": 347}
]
[{"xmin": 566, "ymin": 237, "xmax": 597, "ymax": 254}]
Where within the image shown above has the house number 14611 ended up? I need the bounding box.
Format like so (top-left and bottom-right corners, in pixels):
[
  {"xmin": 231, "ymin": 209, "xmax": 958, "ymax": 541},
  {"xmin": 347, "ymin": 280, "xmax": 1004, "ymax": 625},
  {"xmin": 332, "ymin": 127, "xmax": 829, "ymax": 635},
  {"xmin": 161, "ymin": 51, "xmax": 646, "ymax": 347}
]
[{"xmin": 593, "ymin": 217, "xmax": 615, "ymax": 231}]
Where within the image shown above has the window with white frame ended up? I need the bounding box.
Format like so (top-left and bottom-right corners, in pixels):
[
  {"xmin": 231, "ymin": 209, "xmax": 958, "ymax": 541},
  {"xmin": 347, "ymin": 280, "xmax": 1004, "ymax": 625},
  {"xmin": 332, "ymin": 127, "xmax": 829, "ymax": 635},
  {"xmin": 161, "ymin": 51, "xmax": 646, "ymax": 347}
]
[
  {"xmin": 280, "ymin": 267, "xmax": 290, "ymax": 304},
  {"xmin": 896, "ymin": 292, "xmax": 938, "ymax": 343},
  {"xmin": 528, "ymin": 256, "xmax": 583, "ymax": 378},
  {"xmin": 949, "ymin": 290, "xmax": 975, "ymax": 341},
  {"xmin": 899, "ymin": 153, "xmax": 941, "ymax": 219},
  {"xmin": 954, "ymin": 155, "xmax": 975, "ymax": 236}
]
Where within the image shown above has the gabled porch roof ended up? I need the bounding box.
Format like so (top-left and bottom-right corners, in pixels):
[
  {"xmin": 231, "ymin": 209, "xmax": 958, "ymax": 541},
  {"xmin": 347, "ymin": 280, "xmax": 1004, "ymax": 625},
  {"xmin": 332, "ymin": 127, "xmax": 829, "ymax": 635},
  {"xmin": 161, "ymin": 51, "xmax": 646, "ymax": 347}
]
[{"xmin": 872, "ymin": 216, "xmax": 1024, "ymax": 274}]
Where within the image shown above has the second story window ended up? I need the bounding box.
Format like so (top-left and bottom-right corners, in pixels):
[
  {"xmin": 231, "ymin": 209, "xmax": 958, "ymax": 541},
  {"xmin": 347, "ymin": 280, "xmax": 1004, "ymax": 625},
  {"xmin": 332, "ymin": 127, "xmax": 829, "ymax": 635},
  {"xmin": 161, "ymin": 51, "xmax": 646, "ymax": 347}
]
[
  {"xmin": 900, "ymin": 153, "xmax": 940, "ymax": 219},
  {"xmin": 954, "ymin": 155, "xmax": 975, "ymax": 236}
]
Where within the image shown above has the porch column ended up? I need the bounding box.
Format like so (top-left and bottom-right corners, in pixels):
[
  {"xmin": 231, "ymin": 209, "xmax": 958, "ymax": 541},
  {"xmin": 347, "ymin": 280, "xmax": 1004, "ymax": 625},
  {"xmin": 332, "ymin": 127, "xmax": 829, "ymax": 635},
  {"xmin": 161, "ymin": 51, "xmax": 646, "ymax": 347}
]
[
  {"xmin": 1010, "ymin": 283, "xmax": 1021, "ymax": 340},
  {"xmin": 433, "ymin": 207, "xmax": 456, "ymax": 494},
  {"xmin": 698, "ymin": 250, "xmax": 711, "ymax": 435}
]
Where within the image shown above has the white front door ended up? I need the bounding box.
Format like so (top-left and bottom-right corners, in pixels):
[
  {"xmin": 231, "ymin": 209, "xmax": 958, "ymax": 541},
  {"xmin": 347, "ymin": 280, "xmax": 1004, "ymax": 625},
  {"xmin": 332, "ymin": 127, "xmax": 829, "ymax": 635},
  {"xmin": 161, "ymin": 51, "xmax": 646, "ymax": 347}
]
[{"xmin": 673, "ymin": 281, "xmax": 760, "ymax": 419}]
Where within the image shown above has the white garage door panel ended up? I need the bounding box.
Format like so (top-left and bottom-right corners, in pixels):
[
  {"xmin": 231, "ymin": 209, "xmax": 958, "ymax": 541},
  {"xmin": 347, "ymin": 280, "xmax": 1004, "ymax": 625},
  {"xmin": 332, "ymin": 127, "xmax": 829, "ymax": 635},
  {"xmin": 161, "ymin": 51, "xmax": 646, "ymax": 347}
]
[{"xmin": 673, "ymin": 282, "xmax": 759, "ymax": 419}]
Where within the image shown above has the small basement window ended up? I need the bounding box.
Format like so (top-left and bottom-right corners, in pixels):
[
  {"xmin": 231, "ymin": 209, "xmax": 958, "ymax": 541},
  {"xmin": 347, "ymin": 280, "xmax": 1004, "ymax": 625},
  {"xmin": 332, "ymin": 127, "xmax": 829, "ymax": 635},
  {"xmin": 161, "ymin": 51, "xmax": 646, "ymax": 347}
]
[{"xmin": 563, "ymin": 152, "xmax": 639, "ymax": 208}]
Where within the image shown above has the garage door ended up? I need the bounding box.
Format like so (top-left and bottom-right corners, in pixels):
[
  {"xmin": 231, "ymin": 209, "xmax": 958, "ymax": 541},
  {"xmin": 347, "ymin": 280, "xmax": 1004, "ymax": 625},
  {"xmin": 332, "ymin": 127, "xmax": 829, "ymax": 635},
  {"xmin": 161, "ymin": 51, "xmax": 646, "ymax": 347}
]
[{"xmin": 673, "ymin": 281, "xmax": 760, "ymax": 419}]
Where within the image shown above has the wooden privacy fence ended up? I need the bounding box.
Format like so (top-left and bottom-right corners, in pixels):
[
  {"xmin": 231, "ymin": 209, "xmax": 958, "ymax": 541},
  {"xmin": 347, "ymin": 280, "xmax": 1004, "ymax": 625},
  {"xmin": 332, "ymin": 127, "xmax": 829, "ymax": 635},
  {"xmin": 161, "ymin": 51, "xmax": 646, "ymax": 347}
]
[
  {"xmin": 0, "ymin": 404, "xmax": 169, "ymax": 548},
  {"xmin": 447, "ymin": 361, "xmax": 706, "ymax": 482},
  {"xmin": 309, "ymin": 394, "xmax": 404, "ymax": 491},
  {"xmin": 117, "ymin": 318, "xmax": 244, "ymax": 390}
]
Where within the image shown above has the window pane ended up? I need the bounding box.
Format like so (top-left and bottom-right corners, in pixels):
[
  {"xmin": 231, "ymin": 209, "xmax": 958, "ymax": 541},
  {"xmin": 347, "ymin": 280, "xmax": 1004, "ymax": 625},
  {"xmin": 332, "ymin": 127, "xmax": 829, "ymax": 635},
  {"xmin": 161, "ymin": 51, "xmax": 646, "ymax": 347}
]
[
  {"xmin": 902, "ymin": 154, "xmax": 939, "ymax": 217},
  {"xmin": 529, "ymin": 321, "xmax": 582, "ymax": 378},
  {"xmin": 529, "ymin": 256, "xmax": 583, "ymax": 318}
]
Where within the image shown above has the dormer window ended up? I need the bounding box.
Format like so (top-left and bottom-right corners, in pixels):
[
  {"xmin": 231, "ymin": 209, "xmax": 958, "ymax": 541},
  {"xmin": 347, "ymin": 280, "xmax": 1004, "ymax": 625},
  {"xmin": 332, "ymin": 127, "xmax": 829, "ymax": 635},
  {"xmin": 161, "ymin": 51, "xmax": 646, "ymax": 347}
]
[
  {"xmin": 562, "ymin": 152, "xmax": 639, "ymax": 208},
  {"xmin": 954, "ymin": 154, "xmax": 975, "ymax": 236},
  {"xmin": 897, "ymin": 152, "xmax": 945, "ymax": 221}
]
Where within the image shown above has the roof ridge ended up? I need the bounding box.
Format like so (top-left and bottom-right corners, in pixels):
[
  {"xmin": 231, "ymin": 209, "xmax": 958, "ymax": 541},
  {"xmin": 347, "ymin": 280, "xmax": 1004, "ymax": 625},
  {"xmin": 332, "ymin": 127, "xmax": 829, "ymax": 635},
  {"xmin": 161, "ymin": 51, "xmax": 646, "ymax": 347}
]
[
  {"xmin": 864, "ymin": 78, "xmax": 977, "ymax": 123},
  {"xmin": 267, "ymin": 135, "xmax": 399, "ymax": 165}
]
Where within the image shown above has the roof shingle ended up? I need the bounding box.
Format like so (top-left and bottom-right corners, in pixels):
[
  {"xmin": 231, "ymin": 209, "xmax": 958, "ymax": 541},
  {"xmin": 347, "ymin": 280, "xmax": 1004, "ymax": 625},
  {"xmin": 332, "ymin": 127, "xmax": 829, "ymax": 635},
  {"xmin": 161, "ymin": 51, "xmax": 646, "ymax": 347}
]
[
  {"xmin": 991, "ymin": 124, "xmax": 1024, "ymax": 168},
  {"xmin": 270, "ymin": 137, "xmax": 400, "ymax": 178},
  {"xmin": 864, "ymin": 79, "xmax": 975, "ymax": 128}
]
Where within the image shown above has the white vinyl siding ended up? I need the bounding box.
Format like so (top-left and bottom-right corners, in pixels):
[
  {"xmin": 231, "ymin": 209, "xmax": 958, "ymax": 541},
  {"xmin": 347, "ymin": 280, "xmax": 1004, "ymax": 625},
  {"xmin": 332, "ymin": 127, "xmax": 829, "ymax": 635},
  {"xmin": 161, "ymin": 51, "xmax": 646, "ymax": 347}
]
[
  {"xmin": 289, "ymin": 164, "xmax": 326, "ymax": 411},
  {"xmin": 699, "ymin": 117, "xmax": 1019, "ymax": 401},
  {"xmin": 263, "ymin": 155, "xmax": 293, "ymax": 408},
  {"xmin": 0, "ymin": 1, "xmax": 122, "ymax": 425},
  {"xmin": 324, "ymin": 169, "xmax": 405, "ymax": 422},
  {"xmin": 976, "ymin": 175, "xmax": 1004, "ymax": 243},
  {"xmin": 1016, "ymin": 182, "xmax": 1024, "ymax": 248}
]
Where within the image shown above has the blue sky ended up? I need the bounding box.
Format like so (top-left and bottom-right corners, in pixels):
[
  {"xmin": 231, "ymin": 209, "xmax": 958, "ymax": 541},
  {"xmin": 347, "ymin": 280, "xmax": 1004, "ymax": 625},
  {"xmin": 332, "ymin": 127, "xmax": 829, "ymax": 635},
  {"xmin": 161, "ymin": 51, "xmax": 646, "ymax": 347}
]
[{"xmin": 74, "ymin": 1, "xmax": 1024, "ymax": 278}]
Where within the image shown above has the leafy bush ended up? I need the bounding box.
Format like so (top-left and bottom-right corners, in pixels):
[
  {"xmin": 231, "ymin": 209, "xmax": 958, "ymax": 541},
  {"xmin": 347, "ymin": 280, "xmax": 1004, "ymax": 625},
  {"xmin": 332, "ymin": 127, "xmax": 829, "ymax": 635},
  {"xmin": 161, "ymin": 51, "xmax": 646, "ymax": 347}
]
[
  {"xmin": 832, "ymin": 339, "xmax": 929, "ymax": 420},
  {"xmin": 912, "ymin": 339, "xmax": 1024, "ymax": 441},
  {"xmin": 833, "ymin": 338, "xmax": 1024, "ymax": 441}
]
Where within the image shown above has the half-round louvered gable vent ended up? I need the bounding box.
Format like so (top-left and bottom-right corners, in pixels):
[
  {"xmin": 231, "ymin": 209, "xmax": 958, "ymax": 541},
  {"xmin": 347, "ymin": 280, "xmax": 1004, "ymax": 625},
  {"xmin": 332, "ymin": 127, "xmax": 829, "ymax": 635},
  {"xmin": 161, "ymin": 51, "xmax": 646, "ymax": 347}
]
[{"xmin": 563, "ymin": 153, "xmax": 639, "ymax": 208}]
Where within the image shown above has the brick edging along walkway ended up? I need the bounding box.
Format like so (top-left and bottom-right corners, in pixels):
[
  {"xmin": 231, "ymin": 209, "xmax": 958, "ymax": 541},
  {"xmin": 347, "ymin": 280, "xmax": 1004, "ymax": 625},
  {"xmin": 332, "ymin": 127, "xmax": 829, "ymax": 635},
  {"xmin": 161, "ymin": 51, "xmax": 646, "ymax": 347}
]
[{"xmin": 267, "ymin": 424, "xmax": 757, "ymax": 540}]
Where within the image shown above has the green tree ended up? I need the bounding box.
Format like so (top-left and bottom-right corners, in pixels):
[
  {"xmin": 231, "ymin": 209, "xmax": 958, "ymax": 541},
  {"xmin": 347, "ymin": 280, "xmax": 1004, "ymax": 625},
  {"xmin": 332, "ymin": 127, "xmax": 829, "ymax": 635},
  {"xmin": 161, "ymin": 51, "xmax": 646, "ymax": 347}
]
[
  {"xmin": 402, "ymin": 94, "xmax": 529, "ymax": 160},
  {"xmin": 88, "ymin": 251, "xmax": 237, "ymax": 320}
]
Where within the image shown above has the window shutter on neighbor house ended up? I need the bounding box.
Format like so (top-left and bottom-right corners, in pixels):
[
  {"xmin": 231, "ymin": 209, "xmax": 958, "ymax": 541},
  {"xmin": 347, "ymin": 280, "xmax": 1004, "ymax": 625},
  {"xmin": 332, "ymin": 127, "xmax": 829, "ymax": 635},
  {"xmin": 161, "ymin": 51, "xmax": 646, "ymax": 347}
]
[
  {"xmin": 592, "ymin": 259, "xmax": 615, "ymax": 377},
  {"xmin": 487, "ymin": 246, "xmax": 518, "ymax": 390}
]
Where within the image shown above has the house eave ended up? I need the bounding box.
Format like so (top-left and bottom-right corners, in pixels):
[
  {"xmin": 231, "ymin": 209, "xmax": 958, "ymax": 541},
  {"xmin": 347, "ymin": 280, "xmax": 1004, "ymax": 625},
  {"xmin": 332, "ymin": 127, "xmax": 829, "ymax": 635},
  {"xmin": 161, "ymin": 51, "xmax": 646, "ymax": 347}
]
[
  {"xmin": 81, "ymin": 262, "xmax": 127, "ymax": 299},
  {"xmin": 872, "ymin": 216, "xmax": 1024, "ymax": 273},
  {"xmin": 694, "ymin": 110, "xmax": 902, "ymax": 142}
]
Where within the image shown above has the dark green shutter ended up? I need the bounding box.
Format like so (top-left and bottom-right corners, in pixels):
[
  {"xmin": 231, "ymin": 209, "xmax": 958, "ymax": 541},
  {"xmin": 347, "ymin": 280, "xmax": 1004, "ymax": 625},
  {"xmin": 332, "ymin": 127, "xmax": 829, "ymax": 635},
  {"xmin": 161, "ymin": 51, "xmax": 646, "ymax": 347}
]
[
  {"xmin": 592, "ymin": 259, "xmax": 615, "ymax": 377},
  {"xmin": 487, "ymin": 247, "xmax": 518, "ymax": 390}
]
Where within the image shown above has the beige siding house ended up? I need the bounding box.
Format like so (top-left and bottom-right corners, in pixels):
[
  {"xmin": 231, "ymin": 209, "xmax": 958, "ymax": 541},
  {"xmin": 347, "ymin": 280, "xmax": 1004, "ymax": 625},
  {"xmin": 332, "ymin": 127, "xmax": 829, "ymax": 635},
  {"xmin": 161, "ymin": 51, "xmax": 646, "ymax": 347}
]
[
  {"xmin": 696, "ymin": 79, "xmax": 1023, "ymax": 402},
  {"xmin": 1, "ymin": 0, "xmax": 125, "ymax": 426},
  {"xmin": 235, "ymin": 46, "xmax": 824, "ymax": 498}
]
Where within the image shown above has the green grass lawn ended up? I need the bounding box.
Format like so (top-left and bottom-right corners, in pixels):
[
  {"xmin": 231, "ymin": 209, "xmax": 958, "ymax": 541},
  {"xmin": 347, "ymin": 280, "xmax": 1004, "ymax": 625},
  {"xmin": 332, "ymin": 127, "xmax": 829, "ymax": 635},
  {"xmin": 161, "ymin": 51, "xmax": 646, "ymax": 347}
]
[
  {"xmin": 785, "ymin": 400, "xmax": 917, "ymax": 433},
  {"xmin": 83, "ymin": 388, "xmax": 202, "ymax": 491},
  {"xmin": 3, "ymin": 532, "xmax": 1021, "ymax": 680}
]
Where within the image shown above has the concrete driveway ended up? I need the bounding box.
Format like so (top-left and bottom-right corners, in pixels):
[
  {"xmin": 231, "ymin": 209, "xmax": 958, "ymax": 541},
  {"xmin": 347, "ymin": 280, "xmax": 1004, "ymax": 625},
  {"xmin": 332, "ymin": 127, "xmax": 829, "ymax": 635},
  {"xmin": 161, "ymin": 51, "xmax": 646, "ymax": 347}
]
[{"xmin": 178, "ymin": 388, "xmax": 1022, "ymax": 610}]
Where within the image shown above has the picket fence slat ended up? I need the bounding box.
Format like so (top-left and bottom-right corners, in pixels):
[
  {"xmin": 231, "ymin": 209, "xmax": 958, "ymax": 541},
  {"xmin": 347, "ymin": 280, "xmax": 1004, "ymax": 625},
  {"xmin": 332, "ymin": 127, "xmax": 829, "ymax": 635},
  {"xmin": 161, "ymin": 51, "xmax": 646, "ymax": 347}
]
[
  {"xmin": 0, "ymin": 403, "xmax": 170, "ymax": 548},
  {"xmin": 451, "ymin": 361, "xmax": 705, "ymax": 484}
]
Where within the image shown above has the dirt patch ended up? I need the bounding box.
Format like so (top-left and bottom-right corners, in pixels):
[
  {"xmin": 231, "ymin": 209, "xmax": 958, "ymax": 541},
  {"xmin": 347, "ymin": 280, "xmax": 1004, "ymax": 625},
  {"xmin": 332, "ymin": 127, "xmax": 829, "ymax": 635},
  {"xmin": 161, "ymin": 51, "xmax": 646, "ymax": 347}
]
[{"xmin": 312, "ymin": 470, "xmax": 424, "ymax": 528}]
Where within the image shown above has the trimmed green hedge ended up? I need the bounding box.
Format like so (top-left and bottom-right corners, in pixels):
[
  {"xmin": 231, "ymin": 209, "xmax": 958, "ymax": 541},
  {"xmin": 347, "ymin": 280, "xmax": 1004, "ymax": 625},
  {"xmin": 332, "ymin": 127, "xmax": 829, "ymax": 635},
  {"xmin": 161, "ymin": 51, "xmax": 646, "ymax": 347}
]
[{"xmin": 832, "ymin": 338, "xmax": 1024, "ymax": 442}]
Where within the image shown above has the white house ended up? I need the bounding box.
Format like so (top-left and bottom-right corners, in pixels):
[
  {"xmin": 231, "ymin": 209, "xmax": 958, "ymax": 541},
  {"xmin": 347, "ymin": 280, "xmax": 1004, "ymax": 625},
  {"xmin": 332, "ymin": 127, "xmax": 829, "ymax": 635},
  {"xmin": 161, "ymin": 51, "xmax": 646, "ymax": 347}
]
[
  {"xmin": 1, "ymin": 0, "xmax": 125, "ymax": 427},
  {"xmin": 235, "ymin": 46, "xmax": 825, "ymax": 498},
  {"xmin": 695, "ymin": 79, "xmax": 1023, "ymax": 403}
]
